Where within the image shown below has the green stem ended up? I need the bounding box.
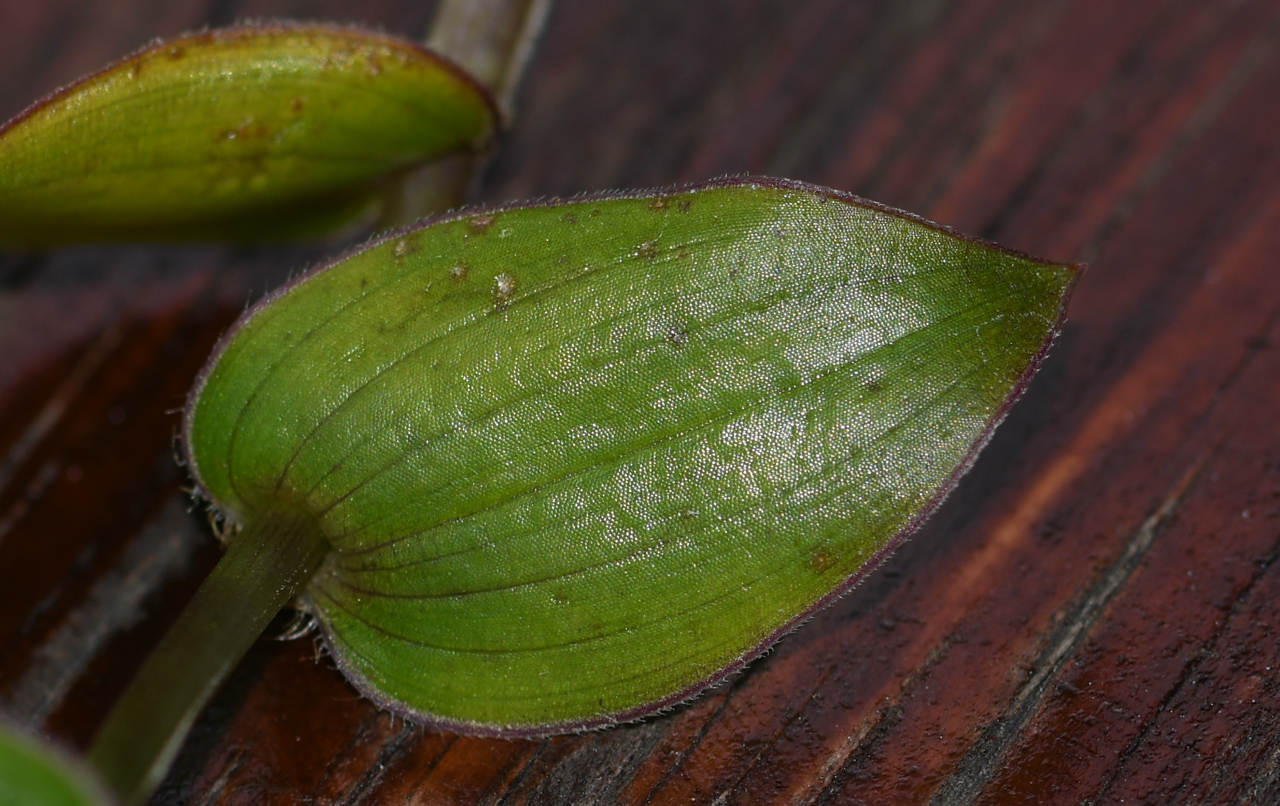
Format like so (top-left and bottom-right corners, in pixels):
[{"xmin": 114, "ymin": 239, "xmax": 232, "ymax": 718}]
[{"xmin": 86, "ymin": 509, "xmax": 328, "ymax": 806}]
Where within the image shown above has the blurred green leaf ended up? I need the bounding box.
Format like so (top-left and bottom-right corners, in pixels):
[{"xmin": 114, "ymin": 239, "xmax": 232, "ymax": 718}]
[
  {"xmin": 0, "ymin": 23, "xmax": 496, "ymax": 247},
  {"xmin": 0, "ymin": 723, "xmax": 110, "ymax": 806}
]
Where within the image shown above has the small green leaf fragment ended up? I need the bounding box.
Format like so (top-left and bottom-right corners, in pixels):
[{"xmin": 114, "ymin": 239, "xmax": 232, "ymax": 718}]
[
  {"xmin": 0, "ymin": 723, "xmax": 112, "ymax": 806},
  {"xmin": 0, "ymin": 23, "xmax": 497, "ymax": 246},
  {"xmin": 184, "ymin": 177, "xmax": 1079, "ymax": 733}
]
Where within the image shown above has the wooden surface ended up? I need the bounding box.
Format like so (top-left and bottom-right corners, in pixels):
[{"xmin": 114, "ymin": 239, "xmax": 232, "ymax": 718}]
[{"xmin": 2, "ymin": 0, "xmax": 1279, "ymax": 803}]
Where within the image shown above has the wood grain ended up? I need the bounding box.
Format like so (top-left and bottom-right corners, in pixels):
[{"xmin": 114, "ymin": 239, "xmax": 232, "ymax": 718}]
[{"xmin": 2, "ymin": 0, "xmax": 1278, "ymax": 803}]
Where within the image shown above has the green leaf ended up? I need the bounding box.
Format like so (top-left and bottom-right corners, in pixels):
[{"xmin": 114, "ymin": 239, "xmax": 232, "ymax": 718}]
[
  {"xmin": 0, "ymin": 723, "xmax": 111, "ymax": 806},
  {"xmin": 184, "ymin": 177, "xmax": 1079, "ymax": 733},
  {"xmin": 0, "ymin": 23, "xmax": 497, "ymax": 247}
]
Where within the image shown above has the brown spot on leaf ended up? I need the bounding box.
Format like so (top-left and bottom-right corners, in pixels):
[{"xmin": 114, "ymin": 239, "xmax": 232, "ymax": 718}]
[
  {"xmin": 469, "ymin": 215, "xmax": 495, "ymax": 234},
  {"xmin": 649, "ymin": 198, "xmax": 668, "ymax": 211},
  {"xmin": 678, "ymin": 200, "xmax": 692, "ymax": 213},
  {"xmin": 492, "ymin": 273, "xmax": 517, "ymax": 307},
  {"xmin": 809, "ymin": 549, "xmax": 834, "ymax": 574},
  {"xmin": 636, "ymin": 240, "xmax": 659, "ymax": 259},
  {"xmin": 560, "ymin": 212, "xmax": 577, "ymax": 224},
  {"xmin": 167, "ymin": 46, "xmax": 186, "ymax": 60},
  {"xmin": 450, "ymin": 264, "xmax": 469, "ymax": 280},
  {"xmin": 291, "ymin": 97, "xmax": 306, "ymax": 114},
  {"xmin": 393, "ymin": 236, "xmax": 421, "ymax": 261}
]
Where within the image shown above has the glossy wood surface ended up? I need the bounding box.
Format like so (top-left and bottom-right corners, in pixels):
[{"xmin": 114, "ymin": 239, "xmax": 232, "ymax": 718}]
[{"xmin": 2, "ymin": 1, "xmax": 1278, "ymax": 803}]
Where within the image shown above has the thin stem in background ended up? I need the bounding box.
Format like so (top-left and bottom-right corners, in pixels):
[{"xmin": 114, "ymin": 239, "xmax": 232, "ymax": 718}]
[{"xmin": 380, "ymin": 0, "xmax": 555, "ymax": 227}]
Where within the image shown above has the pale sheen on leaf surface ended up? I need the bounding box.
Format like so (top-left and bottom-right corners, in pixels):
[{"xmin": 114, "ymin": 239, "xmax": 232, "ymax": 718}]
[
  {"xmin": 184, "ymin": 177, "xmax": 1079, "ymax": 733},
  {"xmin": 0, "ymin": 24, "xmax": 496, "ymax": 247}
]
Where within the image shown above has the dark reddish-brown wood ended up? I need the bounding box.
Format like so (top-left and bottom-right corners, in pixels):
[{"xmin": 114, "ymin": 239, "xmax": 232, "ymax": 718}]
[{"xmin": 2, "ymin": 1, "xmax": 1278, "ymax": 803}]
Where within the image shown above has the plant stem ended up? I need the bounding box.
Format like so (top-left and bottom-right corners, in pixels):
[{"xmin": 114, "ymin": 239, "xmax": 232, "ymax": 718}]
[
  {"xmin": 380, "ymin": 0, "xmax": 554, "ymax": 226},
  {"xmin": 427, "ymin": 0, "xmax": 554, "ymax": 115},
  {"xmin": 86, "ymin": 509, "xmax": 328, "ymax": 806}
]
